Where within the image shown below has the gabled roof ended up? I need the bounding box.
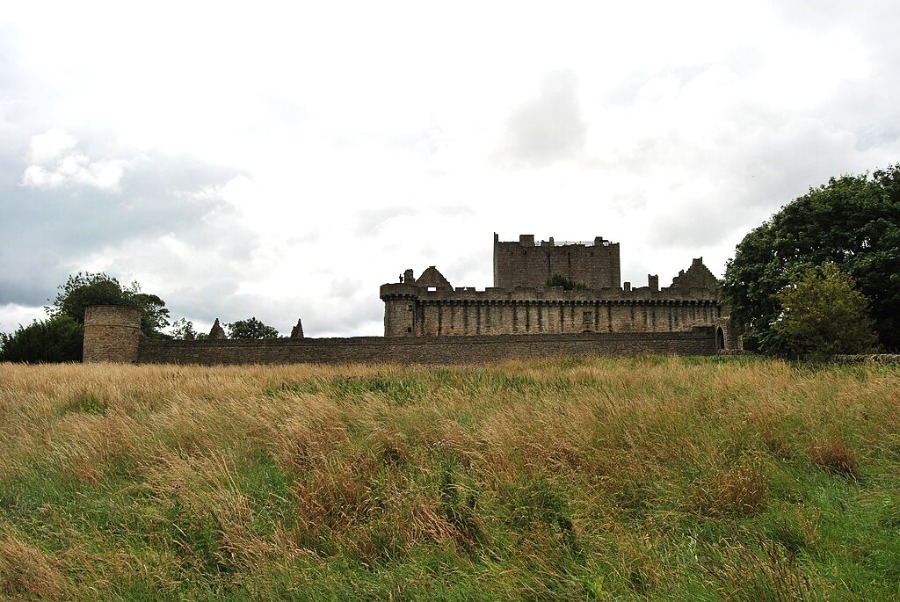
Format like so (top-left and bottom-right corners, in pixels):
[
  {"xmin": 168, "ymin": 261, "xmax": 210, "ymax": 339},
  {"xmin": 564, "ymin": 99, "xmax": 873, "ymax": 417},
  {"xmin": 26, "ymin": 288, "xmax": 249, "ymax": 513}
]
[{"xmin": 416, "ymin": 266, "xmax": 453, "ymax": 291}]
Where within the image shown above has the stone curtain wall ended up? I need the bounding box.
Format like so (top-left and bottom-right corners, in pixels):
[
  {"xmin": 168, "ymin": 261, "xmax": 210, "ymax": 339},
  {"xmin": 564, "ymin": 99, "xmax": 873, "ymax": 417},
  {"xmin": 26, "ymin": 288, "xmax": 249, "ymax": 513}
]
[
  {"xmin": 137, "ymin": 329, "xmax": 718, "ymax": 365},
  {"xmin": 381, "ymin": 284, "xmax": 724, "ymax": 338},
  {"xmin": 411, "ymin": 299, "xmax": 721, "ymax": 337}
]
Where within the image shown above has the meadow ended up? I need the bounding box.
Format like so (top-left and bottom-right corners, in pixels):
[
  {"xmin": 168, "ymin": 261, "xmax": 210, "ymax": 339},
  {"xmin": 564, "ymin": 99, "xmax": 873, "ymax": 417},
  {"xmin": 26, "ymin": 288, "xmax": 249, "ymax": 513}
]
[{"xmin": 0, "ymin": 356, "xmax": 897, "ymax": 600}]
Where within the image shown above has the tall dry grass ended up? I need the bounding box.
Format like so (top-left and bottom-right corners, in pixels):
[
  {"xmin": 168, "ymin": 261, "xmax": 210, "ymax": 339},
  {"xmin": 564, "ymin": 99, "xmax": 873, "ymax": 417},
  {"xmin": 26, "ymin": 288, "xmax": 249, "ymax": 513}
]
[{"xmin": 0, "ymin": 356, "xmax": 897, "ymax": 599}]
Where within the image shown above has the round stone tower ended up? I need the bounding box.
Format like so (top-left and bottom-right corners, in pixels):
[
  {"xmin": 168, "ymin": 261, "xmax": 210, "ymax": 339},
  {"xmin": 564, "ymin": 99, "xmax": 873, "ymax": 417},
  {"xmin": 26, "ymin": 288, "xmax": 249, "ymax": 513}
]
[{"xmin": 83, "ymin": 305, "xmax": 142, "ymax": 363}]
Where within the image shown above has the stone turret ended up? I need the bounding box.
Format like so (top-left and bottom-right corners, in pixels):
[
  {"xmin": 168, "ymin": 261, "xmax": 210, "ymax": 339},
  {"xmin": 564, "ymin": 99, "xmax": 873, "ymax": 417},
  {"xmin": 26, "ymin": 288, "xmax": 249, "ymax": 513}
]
[{"xmin": 83, "ymin": 305, "xmax": 142, "ymax": 363}]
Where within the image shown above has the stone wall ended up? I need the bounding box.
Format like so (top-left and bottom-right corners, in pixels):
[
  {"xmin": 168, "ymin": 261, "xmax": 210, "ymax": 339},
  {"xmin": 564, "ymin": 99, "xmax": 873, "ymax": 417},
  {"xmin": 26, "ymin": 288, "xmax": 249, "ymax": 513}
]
[
  {"xmin": 832, "ymin": 354, "xmax": 900, "ymax": 364},
  {"xmin": 82, "ymin": 304, "xmax": 720, "ymax": 365},
  {"xmin": 136, "ymin": 328, "xmax": 718, "ymax": 365}
]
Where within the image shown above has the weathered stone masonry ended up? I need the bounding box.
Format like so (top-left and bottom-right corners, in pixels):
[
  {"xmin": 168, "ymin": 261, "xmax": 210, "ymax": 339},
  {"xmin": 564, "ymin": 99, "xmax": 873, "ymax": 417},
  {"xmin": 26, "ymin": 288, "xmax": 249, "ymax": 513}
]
[
  {"xmin": 82, "ymin": 232, "xmax": 739, "ymax": 365},
  {"xmin": 493, "ymin": 233, "xmax": 621, "ymax": 290},
  {"xmin": 83, "ymin": 306, "xmax": 142, "ymax": 363},
  {"xmin": 138, "ymin": 330, "xmax": 719, "ymax": 364}
]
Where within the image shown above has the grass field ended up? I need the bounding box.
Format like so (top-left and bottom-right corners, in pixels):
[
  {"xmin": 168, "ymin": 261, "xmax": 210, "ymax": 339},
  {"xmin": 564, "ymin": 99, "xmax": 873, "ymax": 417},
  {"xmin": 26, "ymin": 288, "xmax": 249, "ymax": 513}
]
[{"xmin": 0, "ymin": 356, "xmax": 897, "ymax": 600}]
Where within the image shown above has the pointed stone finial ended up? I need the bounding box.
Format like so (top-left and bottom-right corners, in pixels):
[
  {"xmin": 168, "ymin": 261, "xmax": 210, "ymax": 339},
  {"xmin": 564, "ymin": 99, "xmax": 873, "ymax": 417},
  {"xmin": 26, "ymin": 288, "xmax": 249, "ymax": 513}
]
[{"xmin": 208, "ymin": 318, "xmax": 226, "ymax": 339}]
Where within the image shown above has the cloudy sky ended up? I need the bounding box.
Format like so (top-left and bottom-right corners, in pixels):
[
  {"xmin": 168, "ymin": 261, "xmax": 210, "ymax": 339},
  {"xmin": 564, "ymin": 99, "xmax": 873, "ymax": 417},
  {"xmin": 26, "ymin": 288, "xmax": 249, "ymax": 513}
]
[{"xmin": 2, "ymin": 1, "xmax": 898, "ymax": 337}]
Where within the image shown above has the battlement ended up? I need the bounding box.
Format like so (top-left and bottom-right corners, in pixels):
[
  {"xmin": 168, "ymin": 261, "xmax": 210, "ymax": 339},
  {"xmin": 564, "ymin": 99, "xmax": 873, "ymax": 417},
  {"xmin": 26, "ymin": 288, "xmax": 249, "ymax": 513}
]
[{"xmin": 512, "ymin": 233, "xmax": 614, "ymax": 247}]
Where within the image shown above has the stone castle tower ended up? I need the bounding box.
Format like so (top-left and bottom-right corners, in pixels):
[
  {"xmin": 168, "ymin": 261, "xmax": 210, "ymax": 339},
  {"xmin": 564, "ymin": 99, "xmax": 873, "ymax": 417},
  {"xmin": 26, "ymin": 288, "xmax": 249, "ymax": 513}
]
[
  {"xmin": 82, "ymin": 305, "xmax": 142, "ymax": 363},
  {"xmin": 493, "ymin": 233, "xmax": 621, "ymax": 290}
]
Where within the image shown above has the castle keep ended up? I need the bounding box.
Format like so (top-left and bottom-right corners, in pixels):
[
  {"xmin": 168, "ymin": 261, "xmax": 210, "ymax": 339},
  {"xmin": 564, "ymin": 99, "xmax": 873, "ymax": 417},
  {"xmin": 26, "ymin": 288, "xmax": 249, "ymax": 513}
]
[
  {"xmin": 83, "ymin": 233, "xmax": 738, "ymax": 365},
  {"xmin": 494, "ymin": 234, "xmax": 621, "ymax": 290},
  {"xmin": 381, "ymin": 233, "xmax": 732, "ymax": 344}
]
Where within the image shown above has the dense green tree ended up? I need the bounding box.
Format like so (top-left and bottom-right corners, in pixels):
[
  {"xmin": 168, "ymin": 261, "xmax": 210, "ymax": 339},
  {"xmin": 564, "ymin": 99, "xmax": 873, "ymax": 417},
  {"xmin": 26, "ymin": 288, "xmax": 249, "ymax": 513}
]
[
  {"xmin": 226, "ymin": 317, "xmax": 279, "ymax": 339},
  {"xmin": 773, "ymin": 263, "xmax": 879, "ymax": 359},
  {"xmin": 49, "ymin": 272, "xmax": 171, "ymax": 337},
  {"xmin": 131, "ymin": 293, "xmax": 170, "ymax": 337},
  {"xmin": 0, "ymin": 315, "xmax": 83, "ymax": 363},
  {"xmin": 724, "ymin": 166, "xmax": 900, "ymax": 352}
]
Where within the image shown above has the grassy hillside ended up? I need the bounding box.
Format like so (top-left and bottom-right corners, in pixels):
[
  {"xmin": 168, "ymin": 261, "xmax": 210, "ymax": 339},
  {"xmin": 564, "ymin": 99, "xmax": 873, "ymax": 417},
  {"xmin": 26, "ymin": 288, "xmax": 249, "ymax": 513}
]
[{"xmin": 0, "ymin": 357, "xmax": 897, "ymax": 600}]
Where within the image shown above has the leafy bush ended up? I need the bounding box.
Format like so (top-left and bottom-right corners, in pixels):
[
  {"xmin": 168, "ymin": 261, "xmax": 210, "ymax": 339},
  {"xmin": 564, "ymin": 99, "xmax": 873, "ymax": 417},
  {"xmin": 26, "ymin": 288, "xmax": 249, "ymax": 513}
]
[
  {"xmin": 0, "ymin": 316, "xmax": 83, "ymax": 363},
  {"xmin": 773, "ymin": 263, "xmax": 879, "ymax": 359},
  {"xmin": 226, "ymin": 317, "xmax": 279, "ymax": 339},
  {"xmin": 545, "ymin": 274, "xmax": 587, "ymax": 291}
]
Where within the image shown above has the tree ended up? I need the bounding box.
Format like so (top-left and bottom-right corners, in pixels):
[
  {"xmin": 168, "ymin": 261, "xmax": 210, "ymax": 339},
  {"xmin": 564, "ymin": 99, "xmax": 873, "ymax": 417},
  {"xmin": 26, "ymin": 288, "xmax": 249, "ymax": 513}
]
[
  {"xmin": 169, "ymin": 317, "xmax": 198, "ymax": 340},
  {"xmin": 0, "ymin": 315, "xmax": 83, "ymax": 363},
  {"xmin": 724, "ymin": 166, "xmax": 900, "ymax": 352},
  {"xmin": 131, "ymin": 292, "xmax": 170, "ymax": 337},
  {"xmin": 49, "ymin": 272, "xmax": 171, "ymax": 337},
  {"xmin": 545, "ymin": 274, "xmax": 587, "ymax": 291},
  {"xmin": 773, "ymin": 263, "xmax": 879, "ymax": 359},
  {"xmin": 226, "ymin": 317, "xmax": 279, "ymax": 339}
]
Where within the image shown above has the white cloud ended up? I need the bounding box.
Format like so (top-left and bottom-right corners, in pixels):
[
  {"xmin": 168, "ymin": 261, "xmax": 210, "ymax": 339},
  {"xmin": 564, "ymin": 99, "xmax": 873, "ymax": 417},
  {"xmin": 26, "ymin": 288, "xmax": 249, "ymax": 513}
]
[
  {"xmin": 26, "ymin": 128, "xmax": 75, "ymax": 163},
  {"xmin": 21, "ymin": 154, "xmax": 129, "ymax": 191},
  {"xmin": 0, "ymin": 303, "xmax": 46, "ymax": 331},
  {"xmin": 20, "ymin": 130, "xmax": 129, "ymax": 191},
  {"xmin": 494, "ymin": 70, "xmax": 587, "ymax": 169}
]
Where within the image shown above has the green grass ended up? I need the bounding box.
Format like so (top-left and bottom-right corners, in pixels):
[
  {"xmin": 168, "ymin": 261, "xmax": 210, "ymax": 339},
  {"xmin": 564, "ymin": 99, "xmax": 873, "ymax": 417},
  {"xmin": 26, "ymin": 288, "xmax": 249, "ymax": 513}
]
[{"xmin": 0, "ymin": 356, "xmax": 897, "ymax": 600}]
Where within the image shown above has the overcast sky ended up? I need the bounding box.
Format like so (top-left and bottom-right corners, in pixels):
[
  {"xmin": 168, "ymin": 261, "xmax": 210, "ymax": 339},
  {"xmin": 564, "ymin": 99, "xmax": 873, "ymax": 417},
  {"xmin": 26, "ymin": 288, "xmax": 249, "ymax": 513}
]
[{"xmin": 2, "ymin": 1, "xmax": 899, "ymax": 337}]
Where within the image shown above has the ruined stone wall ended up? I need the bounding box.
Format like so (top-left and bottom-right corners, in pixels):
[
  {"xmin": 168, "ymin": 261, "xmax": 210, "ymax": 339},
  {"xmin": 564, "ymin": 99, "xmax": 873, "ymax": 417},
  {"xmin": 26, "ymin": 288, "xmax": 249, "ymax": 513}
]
[
  {"xmin": 83, "ymin": 305, "xmax": 142, "ymax": 363},
  {"xmin": 137, "ymin": 328, "xmax": 718, "ymax": 365},
  {"xmin": 493, "ymin": 234, "xmax": 621, "ymax": 290}
]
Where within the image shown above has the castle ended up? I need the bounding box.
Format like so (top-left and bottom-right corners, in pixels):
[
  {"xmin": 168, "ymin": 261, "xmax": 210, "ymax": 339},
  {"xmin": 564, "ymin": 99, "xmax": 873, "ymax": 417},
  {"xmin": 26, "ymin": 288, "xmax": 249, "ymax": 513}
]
[
  {"xmin": 82, "ymin": 233, "xmax": 738, "ymax": 365},
  {"xmin": 381, "ymin": 233, "xmax": 733, "ymax": 344}
]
